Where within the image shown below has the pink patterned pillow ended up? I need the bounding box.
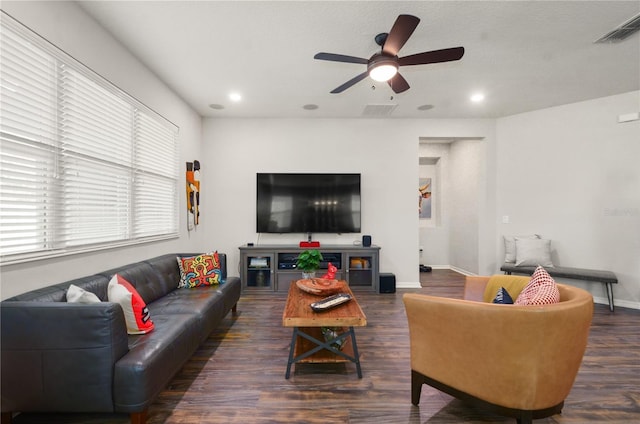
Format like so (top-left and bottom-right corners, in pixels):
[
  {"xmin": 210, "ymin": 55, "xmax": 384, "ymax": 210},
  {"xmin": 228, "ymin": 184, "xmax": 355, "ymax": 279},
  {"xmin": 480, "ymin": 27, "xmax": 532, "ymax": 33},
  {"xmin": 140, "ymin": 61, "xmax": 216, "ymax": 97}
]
[{"xmin": 514, "ymin": 266, "xmax": 560, "ymax": 306}]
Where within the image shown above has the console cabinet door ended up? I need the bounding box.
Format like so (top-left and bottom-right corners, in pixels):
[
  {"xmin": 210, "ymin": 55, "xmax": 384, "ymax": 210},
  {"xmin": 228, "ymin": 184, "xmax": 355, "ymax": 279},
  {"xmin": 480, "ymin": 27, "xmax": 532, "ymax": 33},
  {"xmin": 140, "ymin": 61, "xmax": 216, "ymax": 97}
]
[
  {"xmin": 345, "ymin": 251, "xmax": 379, "ymax": 292},
  {"xmin": 243, "ymin": 253, "xmax": 274, "ymax": 290}
]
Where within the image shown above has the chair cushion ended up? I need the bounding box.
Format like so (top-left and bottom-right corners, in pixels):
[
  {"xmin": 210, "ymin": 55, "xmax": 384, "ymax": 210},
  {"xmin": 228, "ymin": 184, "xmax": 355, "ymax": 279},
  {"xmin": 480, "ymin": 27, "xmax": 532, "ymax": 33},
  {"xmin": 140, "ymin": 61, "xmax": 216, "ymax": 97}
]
[{"xmin": 483, "ymin": 275, "xmax": 529, "ymax": 303}]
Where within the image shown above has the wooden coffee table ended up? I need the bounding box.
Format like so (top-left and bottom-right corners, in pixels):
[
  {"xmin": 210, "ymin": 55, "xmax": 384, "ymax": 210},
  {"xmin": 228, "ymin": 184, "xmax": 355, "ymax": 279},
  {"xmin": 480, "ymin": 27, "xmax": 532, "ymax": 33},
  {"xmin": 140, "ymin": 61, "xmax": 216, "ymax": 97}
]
[{"xmin": 282, "ymin": 280, "xmax": 367, "ymax": 378}]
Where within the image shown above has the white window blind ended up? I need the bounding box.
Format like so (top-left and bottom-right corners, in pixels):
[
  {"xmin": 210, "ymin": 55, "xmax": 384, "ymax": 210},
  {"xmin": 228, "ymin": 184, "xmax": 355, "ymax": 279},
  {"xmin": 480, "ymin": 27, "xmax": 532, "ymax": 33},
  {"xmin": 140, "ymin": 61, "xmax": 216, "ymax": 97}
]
[{"xmin": 0, "ymin": 13, "xmax": 179, "ymax": 264}]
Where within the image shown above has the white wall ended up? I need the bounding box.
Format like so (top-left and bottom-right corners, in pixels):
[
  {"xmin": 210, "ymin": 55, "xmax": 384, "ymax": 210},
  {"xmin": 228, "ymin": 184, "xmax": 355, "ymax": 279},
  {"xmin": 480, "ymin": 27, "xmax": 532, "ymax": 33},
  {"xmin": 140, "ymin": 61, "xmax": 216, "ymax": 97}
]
[
  {"xmin": 496, "ymin": 91, "xmax": 640, "ymax": 308},
  {"xmin": 449, "ymin": 140, "xmax": 483, "ymax": 273},
  {"xmin": 0, "ymin": 1, "xmax": 205, "ymax": 299},
  {"xmin": 202, "ymin": 118, "xmax": 495, "ymax": 287}
]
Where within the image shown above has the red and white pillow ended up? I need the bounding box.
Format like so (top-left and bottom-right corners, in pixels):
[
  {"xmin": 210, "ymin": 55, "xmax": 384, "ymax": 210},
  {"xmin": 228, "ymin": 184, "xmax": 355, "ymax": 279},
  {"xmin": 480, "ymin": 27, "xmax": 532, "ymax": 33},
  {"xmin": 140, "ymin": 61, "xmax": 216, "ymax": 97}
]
[
  {"xmin": 108, "ymin": 274, "xmax": 154, "ymax": 334},
  {"xmin": 514, "ymin": 266, "xmax": 560, "ymax": 306}
]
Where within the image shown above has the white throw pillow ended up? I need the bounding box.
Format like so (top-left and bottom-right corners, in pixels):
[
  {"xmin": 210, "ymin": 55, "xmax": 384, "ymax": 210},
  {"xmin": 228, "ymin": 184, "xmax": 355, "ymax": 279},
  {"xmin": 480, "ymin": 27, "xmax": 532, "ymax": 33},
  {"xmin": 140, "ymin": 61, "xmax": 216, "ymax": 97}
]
[
  {"xmin": 515, "ymin": 238, "xmax": 554, "ymax": 267},
  {"xmin": 503, "ymin": 234, "xmax": 540, "ymax": 263},
  {"xmin": 66, "ymin": 284, "xmax": 101, "ymax": 303}
]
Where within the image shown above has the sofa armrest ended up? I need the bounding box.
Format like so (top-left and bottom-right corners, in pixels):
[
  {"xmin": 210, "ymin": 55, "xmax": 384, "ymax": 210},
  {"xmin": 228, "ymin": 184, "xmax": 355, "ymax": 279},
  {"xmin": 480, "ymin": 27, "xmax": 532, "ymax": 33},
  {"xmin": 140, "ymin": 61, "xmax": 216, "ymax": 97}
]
[
  {"xmin": 403, "ymin": 292, "xmax": 592, "ymax": 411},
  {"xmin": 1, "ymin": 302, "xmax": 129, "ymax": 413}
]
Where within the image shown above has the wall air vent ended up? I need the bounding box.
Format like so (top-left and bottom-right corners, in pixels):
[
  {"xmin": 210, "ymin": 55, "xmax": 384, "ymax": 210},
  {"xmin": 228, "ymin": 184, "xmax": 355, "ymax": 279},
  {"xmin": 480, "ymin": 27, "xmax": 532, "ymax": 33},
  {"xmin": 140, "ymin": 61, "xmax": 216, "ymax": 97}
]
[
  {"xmin": 595, "ymin": 12, "xmax": 640, "ymax": 43},
  {"xmin": 362, "ymin": 104, "xmax": 398, "ymax": 116}
]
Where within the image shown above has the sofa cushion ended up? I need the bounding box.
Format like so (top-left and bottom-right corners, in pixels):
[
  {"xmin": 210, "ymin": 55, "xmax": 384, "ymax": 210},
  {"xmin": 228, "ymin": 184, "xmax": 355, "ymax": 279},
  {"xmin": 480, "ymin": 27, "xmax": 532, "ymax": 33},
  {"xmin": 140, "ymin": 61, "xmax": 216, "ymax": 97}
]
[
  {"xmin": 66, "ymin": 284, "xmax": 101, "ymax": 303},
  {"xmin": 108, "ymin": 274, "xmax": 155, "ymax": 334},
  {"xmin": 177, "ymin": 252, "xmax": 222, "ymax": 288},
  {"xmin": 492, "ymin": 287, "xmax": 514, "ymax": 304},
  {"xmin": 148, "ymin": 288, "xmax": 225, "ymax": 343},
  {"xmin": 515, "ymin": 266, "xmax": 560, "ymax": 306},
  {"xmin": 113, "ymin": 312, "xmax": 201, "ymax": 412}
]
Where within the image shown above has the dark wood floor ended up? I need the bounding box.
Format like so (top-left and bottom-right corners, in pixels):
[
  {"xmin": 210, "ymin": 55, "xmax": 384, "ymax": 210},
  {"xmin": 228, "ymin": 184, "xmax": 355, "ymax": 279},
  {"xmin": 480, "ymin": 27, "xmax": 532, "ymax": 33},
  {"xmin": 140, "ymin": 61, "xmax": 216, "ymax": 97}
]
[{"xmin": 13, "ymin": 270, "xmax": 640, "ymax": 423}]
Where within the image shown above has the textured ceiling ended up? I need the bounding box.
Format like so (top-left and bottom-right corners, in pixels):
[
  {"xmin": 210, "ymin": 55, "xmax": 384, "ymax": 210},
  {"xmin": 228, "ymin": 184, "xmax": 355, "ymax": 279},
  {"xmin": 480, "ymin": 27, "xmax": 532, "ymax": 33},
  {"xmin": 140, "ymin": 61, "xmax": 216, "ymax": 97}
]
[{"xmin": 77, "ymin": 0, "xmax": 640, "ymax": 119}]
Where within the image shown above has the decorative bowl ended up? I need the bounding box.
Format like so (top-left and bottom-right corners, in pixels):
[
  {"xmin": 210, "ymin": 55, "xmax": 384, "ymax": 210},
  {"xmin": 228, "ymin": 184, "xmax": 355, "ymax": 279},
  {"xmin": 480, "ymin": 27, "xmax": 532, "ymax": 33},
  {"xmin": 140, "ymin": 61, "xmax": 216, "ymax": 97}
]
[{"xmin": 296, "ymin": 278, "xmax": 344, "ymax": 296}]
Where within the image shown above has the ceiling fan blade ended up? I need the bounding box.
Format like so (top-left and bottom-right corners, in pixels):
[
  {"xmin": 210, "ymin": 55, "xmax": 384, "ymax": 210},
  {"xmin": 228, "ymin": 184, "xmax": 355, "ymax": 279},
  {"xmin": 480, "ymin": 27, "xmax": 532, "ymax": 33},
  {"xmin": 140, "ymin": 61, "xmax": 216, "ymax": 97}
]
[
  {"xmin": 382, "ymin": 14, "xmax": 420, "ymax": 56},
  {"xmin": 388, "ymin": 73, "xmax": 410, "ymax": 93},
  {"xmin": 330, "ymin": 71, "xmax": 369, "ymax": 93},
  {"xmin": 314, "ymin": 52, "xmax": 368, "ymax": 64},
  {"xmin": 398, "ymin": 46, "xmax": 465, "ymax": 66}
]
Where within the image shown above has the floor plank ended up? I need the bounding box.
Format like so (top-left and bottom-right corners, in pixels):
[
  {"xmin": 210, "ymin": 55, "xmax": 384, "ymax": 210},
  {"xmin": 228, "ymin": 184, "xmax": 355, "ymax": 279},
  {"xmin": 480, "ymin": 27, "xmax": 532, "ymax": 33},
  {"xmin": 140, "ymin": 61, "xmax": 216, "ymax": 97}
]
[{"xmin": 12, "ymin": 270, "xmax": 640, "ymax": 423}]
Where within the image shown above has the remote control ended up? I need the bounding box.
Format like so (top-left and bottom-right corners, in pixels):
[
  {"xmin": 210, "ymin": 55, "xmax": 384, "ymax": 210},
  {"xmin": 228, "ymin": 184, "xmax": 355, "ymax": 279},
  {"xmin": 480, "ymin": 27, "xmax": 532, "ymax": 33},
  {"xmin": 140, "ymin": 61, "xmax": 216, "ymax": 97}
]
[{"xmin": 310, "ymin": 293, "xmax": 352, "ymax": 312}]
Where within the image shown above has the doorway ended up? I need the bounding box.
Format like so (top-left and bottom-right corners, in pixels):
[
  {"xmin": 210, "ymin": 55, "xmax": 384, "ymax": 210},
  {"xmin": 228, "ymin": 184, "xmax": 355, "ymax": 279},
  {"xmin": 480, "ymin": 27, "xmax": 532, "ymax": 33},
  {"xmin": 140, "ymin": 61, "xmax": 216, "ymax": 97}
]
[{"xmin": 419, "ymin": 137, "xmax": 484, "ymax": 273}]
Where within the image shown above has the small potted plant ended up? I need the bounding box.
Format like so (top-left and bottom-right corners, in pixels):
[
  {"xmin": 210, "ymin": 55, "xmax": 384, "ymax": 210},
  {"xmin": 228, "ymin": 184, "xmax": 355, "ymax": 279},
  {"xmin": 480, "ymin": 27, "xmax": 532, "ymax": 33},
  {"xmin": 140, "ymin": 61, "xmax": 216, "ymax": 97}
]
[{"xmin": 296, "ymin": 249, "xmax": 323, "ymax": 279}]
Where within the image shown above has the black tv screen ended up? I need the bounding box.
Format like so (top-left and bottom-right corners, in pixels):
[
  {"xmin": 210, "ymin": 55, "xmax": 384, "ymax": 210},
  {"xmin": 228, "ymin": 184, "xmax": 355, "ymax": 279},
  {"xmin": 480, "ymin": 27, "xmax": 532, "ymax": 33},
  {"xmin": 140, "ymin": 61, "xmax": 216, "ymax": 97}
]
[{"xmin": 256, "ymin": 173, "xmax": 361, "ymax": 233}]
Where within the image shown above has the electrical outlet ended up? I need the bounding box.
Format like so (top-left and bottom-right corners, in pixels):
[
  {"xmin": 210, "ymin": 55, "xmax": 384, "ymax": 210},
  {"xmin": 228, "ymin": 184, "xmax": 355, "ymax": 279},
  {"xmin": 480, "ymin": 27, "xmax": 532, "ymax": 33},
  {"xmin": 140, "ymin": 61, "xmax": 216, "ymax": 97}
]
[{"xmin": 502, "ymin": 215, "xmax": 510, "ymax": 224}]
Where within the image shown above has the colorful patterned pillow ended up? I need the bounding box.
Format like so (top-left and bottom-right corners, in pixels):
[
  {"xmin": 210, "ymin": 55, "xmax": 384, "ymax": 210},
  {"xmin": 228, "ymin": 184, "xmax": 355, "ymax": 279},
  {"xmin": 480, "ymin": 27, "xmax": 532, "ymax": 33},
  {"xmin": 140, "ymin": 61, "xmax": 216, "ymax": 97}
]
[
  {"xmin": 492, "ymin": 287, "xmax": 514, "ymax": 304},
  {"xmin": 108, "ymin": 274, "xmax": 154, "ymax": 334},
  {"xmin": 514, "ymin": 266, "xmax": 560, "ymax": 306},
  {"xmin": 177, "ymin": 252, "xmax": 221, "ymax": 288}
]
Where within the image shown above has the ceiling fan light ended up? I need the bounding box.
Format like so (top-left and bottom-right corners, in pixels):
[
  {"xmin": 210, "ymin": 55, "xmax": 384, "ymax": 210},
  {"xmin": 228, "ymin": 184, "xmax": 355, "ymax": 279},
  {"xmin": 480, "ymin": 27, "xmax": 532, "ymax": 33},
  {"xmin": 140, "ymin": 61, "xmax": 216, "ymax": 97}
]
[{"xmin": 369, "ymin": 63, "xmax": 398, "ymax": 82}]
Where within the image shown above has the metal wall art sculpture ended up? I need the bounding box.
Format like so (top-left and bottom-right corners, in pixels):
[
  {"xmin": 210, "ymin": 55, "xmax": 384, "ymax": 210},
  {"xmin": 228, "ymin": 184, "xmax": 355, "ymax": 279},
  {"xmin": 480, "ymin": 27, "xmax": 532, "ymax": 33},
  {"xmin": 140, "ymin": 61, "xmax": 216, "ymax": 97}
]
[{"xmin": 186, "ymin": 160, "xmax": 200, "ymax": 230}]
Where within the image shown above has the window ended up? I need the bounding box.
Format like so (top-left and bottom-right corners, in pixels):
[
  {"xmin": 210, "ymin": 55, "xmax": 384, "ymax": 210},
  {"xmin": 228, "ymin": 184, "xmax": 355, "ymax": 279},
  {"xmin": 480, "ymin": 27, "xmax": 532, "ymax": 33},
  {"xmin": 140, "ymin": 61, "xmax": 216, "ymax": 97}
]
[{"xmin": 0, "ymin": 13, "xmax": 179, "ymax": 264}]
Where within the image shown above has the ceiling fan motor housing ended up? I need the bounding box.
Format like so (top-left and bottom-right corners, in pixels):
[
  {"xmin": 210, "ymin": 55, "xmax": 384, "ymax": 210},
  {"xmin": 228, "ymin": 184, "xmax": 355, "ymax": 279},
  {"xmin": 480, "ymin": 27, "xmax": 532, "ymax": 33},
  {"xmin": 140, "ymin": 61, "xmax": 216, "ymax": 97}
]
[{"xmin": 367, "ymin": 53, "xmax": 399, "ymax": 81}]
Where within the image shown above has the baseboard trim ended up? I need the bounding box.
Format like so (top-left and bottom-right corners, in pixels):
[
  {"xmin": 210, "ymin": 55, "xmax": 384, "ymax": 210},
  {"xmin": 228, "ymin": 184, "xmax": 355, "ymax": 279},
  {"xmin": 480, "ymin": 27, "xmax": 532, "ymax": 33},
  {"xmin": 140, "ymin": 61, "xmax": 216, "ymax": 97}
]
[
  {"xmin": 593, "ymin": 296, "xmax": 639, "ymax": 310},
  {"xmin": 423, "ymin": 264, "xmax": 475, "ymax": 276},
  {"xmin": 397, "ymin": 281, "xmax": 421, "ymax": 289}
]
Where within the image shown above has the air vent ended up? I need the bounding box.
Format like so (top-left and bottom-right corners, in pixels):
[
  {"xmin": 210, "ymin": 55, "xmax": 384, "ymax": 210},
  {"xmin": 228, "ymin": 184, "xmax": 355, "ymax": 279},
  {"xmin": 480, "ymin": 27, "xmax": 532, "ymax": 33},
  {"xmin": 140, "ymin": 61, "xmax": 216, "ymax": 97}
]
[
  {"xmin": 362, "ymin": 104, "xmax": 398, "ymax": 116},
  {"xmin": 595, "ymin": 12, "xmax": 640, "ymax": 43}
]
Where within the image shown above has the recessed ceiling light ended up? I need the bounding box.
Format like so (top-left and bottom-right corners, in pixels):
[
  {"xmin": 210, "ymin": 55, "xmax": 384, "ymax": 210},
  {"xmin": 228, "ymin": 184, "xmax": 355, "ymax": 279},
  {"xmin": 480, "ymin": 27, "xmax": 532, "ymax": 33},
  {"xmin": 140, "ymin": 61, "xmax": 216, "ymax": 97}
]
[
  {"xmin": 470, "ymin": 93, "xmax": 485, "ymax": 103},
  {"xmin": 229, "ymin": 92, "xmax": 242, "ymax": 102},
  {"xmin": 302, "ymin": 104, "xmax": 319, "ymax": 110},
  {"xmin": 209, "ymin": 104, "xmax": 225, "ymax": 110}
]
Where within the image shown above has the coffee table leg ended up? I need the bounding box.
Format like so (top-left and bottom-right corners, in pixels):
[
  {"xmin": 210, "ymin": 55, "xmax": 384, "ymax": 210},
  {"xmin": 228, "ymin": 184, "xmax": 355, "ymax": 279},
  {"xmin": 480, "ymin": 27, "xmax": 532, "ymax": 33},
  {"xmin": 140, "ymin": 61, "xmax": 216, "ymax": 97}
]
[
  {"xmin": 285, "ymin": 327, "xmax": 299, "ymax": 379},
  {"xmin": 349, "ymin": 326, "xmax": 363, "ymax": 378}
]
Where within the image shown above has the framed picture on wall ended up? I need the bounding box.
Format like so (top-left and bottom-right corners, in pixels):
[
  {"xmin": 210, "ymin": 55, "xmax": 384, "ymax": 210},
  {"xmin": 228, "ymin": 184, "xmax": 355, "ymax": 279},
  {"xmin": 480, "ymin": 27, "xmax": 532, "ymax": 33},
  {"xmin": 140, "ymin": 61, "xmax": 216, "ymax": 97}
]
[{"xmin": 419, "ymin": 178, "xmax": 432, "ymax": 219}]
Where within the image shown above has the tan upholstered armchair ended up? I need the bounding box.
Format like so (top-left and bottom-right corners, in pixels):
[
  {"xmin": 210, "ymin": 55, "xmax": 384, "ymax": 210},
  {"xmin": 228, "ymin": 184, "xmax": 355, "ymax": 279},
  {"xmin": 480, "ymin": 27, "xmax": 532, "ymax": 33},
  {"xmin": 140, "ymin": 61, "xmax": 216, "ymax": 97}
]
[{"xmin": 403, "ymin": 275, "xmax": 593, "ymax": 424}]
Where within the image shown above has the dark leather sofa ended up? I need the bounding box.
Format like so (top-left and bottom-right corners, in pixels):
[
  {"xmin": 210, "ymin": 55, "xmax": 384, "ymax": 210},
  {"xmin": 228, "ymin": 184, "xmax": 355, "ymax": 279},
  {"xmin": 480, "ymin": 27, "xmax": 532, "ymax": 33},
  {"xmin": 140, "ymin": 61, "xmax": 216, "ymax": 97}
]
[{"xmin": 1, "ymin": 253, "xmax": 241, "ymax": 424}]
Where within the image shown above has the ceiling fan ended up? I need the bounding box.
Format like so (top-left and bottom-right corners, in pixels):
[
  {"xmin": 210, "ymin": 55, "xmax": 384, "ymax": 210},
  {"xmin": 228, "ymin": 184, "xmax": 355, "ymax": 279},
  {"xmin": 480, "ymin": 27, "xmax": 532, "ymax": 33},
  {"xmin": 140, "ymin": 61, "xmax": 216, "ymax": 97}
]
[{"xmin": 314, "ymin": 14, "xmax": 465, "ymax": 94}]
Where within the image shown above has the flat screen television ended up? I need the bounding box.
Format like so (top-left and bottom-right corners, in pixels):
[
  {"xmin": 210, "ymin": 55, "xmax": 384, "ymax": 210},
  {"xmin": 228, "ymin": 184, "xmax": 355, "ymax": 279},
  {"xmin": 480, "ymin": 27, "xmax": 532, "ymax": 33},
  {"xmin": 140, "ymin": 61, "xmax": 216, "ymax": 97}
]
[{"xmin": 256, "ymin": 173, "xmax": 361, "ymax": 234}]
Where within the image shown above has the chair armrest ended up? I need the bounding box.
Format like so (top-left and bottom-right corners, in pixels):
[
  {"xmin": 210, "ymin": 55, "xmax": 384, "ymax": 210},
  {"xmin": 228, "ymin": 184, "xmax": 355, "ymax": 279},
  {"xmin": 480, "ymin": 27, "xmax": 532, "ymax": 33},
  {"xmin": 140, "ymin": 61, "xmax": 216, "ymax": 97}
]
[
  {"xmin": 403, "ymin": 292, "xmax": 592, "ymax": 411},
  {"xmin": 1, "ymin": 302, "xmax": 129, "ymax": 413},
  {"xmin": 463, "ymin": 276, "xmax": 489, "ymax": 301}
]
